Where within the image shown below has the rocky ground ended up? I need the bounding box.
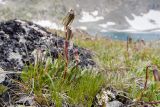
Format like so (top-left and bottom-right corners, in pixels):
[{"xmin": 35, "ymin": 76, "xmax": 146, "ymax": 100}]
[
  {"xmin": 0, "ymin": 19, "xmax": 95, "ymax": 71},
  {"xmin": 0, "ymin": 19, "xmax": 96, "ymax": 106},
  {"xmin": 0, "ymin": 19, "xmax": 145, "ymax": 107}
]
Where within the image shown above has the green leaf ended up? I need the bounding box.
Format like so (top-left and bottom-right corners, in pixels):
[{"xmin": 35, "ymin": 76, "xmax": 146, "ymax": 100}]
[{"xmin": 0, "ymin": 84, "xmax": 8, "ymax": 95}]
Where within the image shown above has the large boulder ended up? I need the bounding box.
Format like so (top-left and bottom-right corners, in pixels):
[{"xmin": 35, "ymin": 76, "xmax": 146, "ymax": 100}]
[
  {"xmin": 0, "ymin": 19, "xmax": 95, "ymax": 71},
  {"xmin": 0, "ymin": 19, "xmax": 96, "ymax": 106}
]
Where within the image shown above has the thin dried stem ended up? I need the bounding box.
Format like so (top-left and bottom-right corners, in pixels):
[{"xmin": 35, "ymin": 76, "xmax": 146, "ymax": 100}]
[
  {"xmin": 62, "ymin": 9, "xmax": 75, "ymax": 79},
  {"xmin": 152, "ymin": 65, "xmax": 160, "ymax": 81},
  {"xmin": 144, "ymin": 65, "xmax": 151, "ymax": 90}
]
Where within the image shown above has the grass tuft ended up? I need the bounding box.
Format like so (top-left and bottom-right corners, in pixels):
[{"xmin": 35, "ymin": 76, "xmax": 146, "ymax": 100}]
[{"xmin": 20, "ymin": 55, "xmax": 104, "ymax": 106}]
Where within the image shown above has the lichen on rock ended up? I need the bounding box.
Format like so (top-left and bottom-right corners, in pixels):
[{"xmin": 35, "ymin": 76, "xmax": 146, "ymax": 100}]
[{"xmin": 0, "ymin": 19, "xmax": 95, "ymax": 72}]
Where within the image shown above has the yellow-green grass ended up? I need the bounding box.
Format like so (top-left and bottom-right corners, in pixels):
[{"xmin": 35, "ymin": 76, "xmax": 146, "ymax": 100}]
[
  {"xmin": 48, "ymin": 29, "xmax": 160, "ymax": 103},
  {"xmin": 72, "ymin": 33, "xmax": 160, "ymax": 104}
]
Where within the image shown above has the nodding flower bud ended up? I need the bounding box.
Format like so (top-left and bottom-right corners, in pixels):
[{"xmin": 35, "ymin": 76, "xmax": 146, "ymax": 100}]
[
  {"xmin": 141, "ymin": 40, "xmax": 145, "ymax": 45},
  {"xmin": 152, "ymin": 66, "xmax": 160, "ymax": 81},
  {"xmin": 144, "ymin": 65, "xmax": 152, "ymax": 89},
  {"xmin": 66, "ymin": 27, "xmax": 73, "ymax": 40},
  {"xmin": 62, "ymin": 9, "xmax": 75, "ymax": 27}
]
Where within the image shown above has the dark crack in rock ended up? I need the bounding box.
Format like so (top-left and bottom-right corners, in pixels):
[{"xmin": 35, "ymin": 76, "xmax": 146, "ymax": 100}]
[{"xmin": 0, "ymin": 19, "xmax": 95, "ymax": 72}]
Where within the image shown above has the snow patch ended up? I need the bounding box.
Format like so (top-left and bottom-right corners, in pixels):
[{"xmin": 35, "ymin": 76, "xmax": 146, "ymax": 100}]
[
  {"xmin": 0, "ymin": 0, "xmax": 6, "ymax": 5},
  {"xmin": 99, "ymin": 22, "xmax": 116, "ymax": 28},
  {"xmin": 79, "ymin": 26, "xmax": 87, "ymax": 30},
  {"xmin": 79, "ymin": 11, "xmax": 104, "ymax": 23},
  {"xmin": 91, "ymin": 10, "xmax": 98, "ymax": 16},
  {"xmin": 76, "ymin": 4, "xmax": 80, "ymax": 8},
  {"xmin": 100, "ymin": 29, "xmax": 108, "ymax": 32},
  {"xmin": 34, "ymin": 20, "xmax": 63, "ymax": 30},
  {"xmin": 126, "ymin": 10, "xmax": 160, "ymax": 31}
]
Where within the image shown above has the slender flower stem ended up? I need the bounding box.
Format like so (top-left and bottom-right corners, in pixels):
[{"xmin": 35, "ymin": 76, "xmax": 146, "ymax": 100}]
[
  {"xmin": 126, "ymin": 36, "xmax": 130, "ymax": 59},
  {"xmin": 152, "ymin": 65, "xmax": 160, "ymax": 81},
  {"xmin": 62, "ymin": 9, "xmax": 75, "ymax": 79},
  {"xmin": 63, "ymin": 29, "xmax": 69, "ymax": 79},
  {"xmin": 144, "ymin": 65, "xmax": 151, "ymax": 90}
]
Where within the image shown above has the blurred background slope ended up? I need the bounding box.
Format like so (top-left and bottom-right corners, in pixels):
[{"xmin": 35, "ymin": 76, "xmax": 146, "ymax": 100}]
[{"xmin": 0, "ymin": 0, "xmax": 160, "ymax": 33}]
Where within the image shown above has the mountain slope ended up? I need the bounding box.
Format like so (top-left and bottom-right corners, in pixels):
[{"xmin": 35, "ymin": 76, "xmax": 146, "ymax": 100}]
[{"xmin": 0, "ymin": 0, "xmax": 160, "ymax": 33}]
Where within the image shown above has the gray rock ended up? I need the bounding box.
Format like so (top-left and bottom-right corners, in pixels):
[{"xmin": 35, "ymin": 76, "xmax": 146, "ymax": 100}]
[
  {"xmin": 0, "ymin": 68, "xmax": 5, "ymax": 83},
  {"xmin": 16, "ymin": 96, "xmax": 35, "ymax": 106},
  {"xmin": 0, "ymin": 19, "xmax": 96, "ymax": 106},
  {"xmin": 106, "ymin": 101, "xmax": 124, "ymax": 107},
  {"xmin": 94, "ymin": 88, "xmax": 131, "ymax": 107},
  {"xmin": 0, "ymin": 19, "xmax": 95, "ymax": 71}
]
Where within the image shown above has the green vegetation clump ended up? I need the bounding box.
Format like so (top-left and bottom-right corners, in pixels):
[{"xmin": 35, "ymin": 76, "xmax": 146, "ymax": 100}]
[
  {"xmin": 72, "ymin": 35, "xmax": 160, "ymax": 106},
  {"xmin": 0, "ymin": 84, "xmax": 7, "ymax": 95},
  {"xmin": 20, "ymin": 55, "xmax": 104, "ymax": 106}
]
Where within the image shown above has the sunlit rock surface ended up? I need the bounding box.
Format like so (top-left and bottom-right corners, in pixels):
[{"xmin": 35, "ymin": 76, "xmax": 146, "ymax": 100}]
[{"xmin": 0, "ymin": 19, "xmax": 95, "ymax": 72}]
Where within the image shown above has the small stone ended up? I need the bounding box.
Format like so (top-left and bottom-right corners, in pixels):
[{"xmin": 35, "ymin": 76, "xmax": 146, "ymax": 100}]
[
  {"xmin": 106, "ymin": 101, "xmax": 123, "ymax": 107},
  {"xmin": 0, "ymin": 67, "xmax": 6, "ymax": 83}
]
